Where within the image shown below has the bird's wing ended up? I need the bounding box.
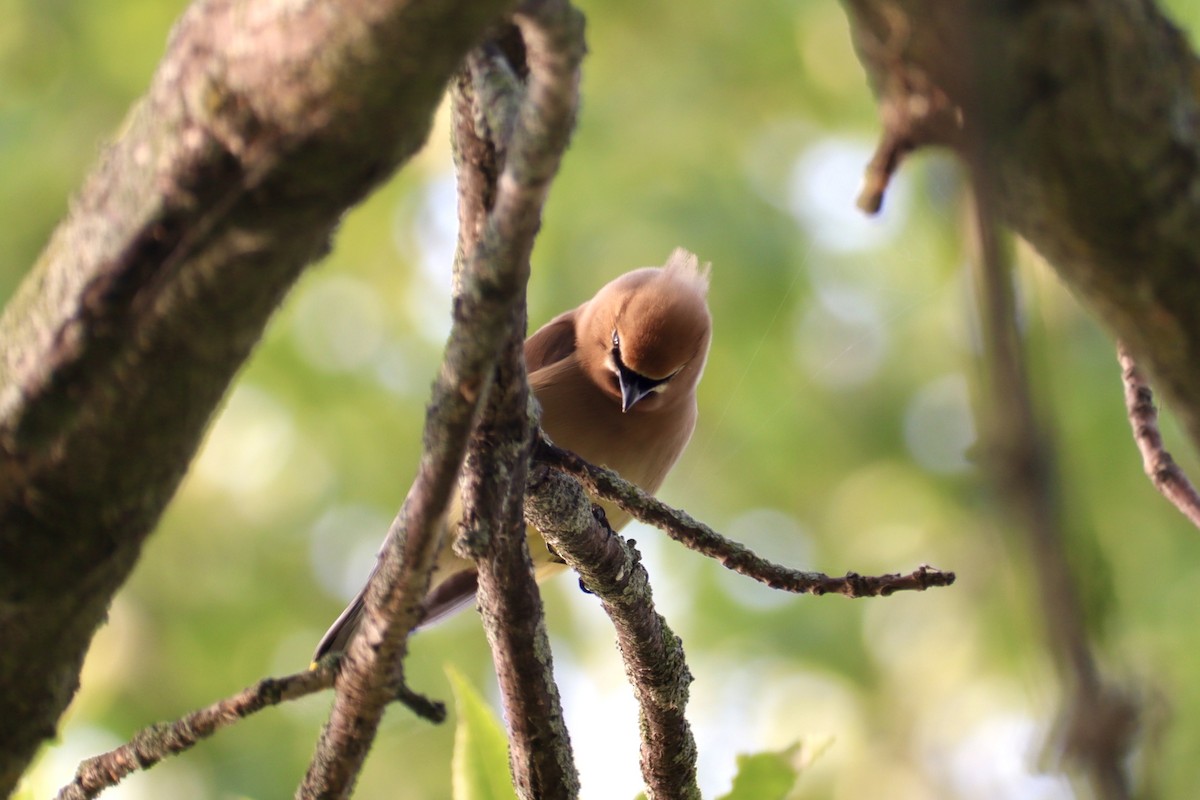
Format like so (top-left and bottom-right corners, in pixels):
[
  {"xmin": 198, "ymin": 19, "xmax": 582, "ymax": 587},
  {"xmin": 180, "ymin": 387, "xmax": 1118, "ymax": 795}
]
[
  {"xmin": 524, "ymin": 308, "xmax": 578, "ymax": 372},
  {"xmin": 419, "ymin": 570, "xmax": 480, "ymax": 626},
  {"xmin": 311, "ymin": 568, "xmax": 480, "ymax": 662},
  {"xmin": 312, "ymin": 580, "xmax": 367, "ymax": 662}
]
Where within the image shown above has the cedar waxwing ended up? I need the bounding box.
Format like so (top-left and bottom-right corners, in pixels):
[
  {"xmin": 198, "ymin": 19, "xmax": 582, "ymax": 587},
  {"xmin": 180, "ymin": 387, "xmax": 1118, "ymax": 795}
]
[{"xmin": 314, "ymin": 248, "xmax": 712, "ymax": 660}]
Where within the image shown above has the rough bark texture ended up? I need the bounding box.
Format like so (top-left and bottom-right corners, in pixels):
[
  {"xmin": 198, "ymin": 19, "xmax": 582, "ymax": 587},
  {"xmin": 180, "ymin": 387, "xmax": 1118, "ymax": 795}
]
[
  {"xmin": 0, "ymin": 0, "xmax": 515, "ymax": 792},
  {"xmin": 524, "ymin": 464, "xmax": 700, "ymax": 800},
  {"xmin": 57, "ymin": 664, "xmax": 339, "ymax": 800},
  {"xmin": 300, "ymin": 3, "xmax": 583, "ymax": 794},
  {"xmin": 453, "ymin": 23, "xmax": 582, "ymax": 798},
  {"xmin": 842, "ymin": 0, "xmax": 1200, "ymax": 451},
  {"xmin": 465, "ymin": 334, "xmax": 580, "ymax": 800}
]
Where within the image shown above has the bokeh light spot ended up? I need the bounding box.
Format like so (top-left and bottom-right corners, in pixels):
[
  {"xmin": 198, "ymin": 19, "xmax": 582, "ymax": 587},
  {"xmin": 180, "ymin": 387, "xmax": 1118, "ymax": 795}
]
[
  {"xmin": 903, "ymin": 373, "xmax": 976, "ymax": 474},
  {"xmin": 290, "ymin": 274, "xmax": 386, "ymax": 373},
  {"xmin": 193, "ymin": 385, "xmax": 296, "ymax": 497},
  {"xmin": 788, "ymin": 138, "xmax": 909, "ymax": 253}
]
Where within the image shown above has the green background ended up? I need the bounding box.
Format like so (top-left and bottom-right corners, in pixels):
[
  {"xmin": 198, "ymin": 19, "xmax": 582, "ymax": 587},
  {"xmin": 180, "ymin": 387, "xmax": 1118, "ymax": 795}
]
[{"xmin": 5, "ymin": 1, "xmax": 1199, "ymax": 797}]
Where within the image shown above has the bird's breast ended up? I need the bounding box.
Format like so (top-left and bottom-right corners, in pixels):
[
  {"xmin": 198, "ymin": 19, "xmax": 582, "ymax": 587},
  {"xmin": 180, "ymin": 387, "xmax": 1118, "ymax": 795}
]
[{"xmin": 531, "ymin": 358, "xmax": 696, "ymax": 530}]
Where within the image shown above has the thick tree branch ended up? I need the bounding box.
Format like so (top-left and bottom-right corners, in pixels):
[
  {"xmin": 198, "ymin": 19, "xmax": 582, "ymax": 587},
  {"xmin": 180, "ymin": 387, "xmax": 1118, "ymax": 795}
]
[
  {"xmin": 844, "ymin": 2, "xmax": 1165, "ymax": 793},
  {"xmin": 842, "ymin": 0, "xmax": 1200, "ymax": 456},
  {"xmin": 537, "ymin": 438, "xmax": 955, "ymax": 597},
  {"xmin": 0, "ymin": 0, "xmax": 519, "ymax": 792}
]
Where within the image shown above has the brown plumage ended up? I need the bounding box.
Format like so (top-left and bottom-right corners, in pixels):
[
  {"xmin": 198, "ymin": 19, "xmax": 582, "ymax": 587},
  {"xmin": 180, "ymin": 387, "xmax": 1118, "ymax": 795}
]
[{"xmin": 313, "ymin": 248, "xmax": 712, "ymax": 661}]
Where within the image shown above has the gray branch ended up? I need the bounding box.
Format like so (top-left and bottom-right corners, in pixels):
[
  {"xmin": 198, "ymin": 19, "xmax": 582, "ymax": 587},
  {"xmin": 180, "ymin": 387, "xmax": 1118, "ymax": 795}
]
[
  {"xmin": 452, "ymin": 6, "xmax": 586, "ymax": 797},
  {"xmin": 524, "ymin": 465, "xmax": 700, "ymax": 800},
  {"xmin": 56, "ymin": 663, "xmax": 343, "ymax": 800}
]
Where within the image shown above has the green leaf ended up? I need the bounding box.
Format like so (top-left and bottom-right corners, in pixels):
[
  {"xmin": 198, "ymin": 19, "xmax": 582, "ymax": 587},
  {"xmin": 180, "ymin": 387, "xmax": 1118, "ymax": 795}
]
[
  {"xmin": 717, "ymin": 743, "xmax": 804, "ymax": 800},
  {"xmin": 448, "ymin": 666, "xmax": 518, "ymax": 800}
]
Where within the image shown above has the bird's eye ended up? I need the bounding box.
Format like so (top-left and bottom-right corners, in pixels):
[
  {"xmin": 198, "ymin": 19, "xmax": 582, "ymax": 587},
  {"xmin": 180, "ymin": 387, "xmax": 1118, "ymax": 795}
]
[{"xmin": 611, "ymin": 329, "xmax": 620, "ymax": 350}]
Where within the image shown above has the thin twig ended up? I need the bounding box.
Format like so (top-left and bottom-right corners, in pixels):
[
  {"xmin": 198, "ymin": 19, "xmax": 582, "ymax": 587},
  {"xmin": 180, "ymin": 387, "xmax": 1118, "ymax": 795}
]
[
  {"xmin": 536, "ymin": 437, "xmax": 955, "ymax": 597},
  {"xmin": 1117, "ymin": 341, "xmax": 1200, "ymax": 530},
  {"xmin": 57, "ymin": 664, "xmax": 338, "ymax": 800},
  {"xmin": 858, "ymin": 127, "xmax": 913, "ymax": 214},
  {"xmin": 524, "ymin": 464, "xmax": 700, "ymax": 800}
]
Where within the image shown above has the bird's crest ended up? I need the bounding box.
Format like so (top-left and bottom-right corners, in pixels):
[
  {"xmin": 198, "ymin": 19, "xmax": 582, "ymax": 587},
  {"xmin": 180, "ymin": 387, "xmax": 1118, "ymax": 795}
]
[{"xmin": 662, "ymin": 247, "xmax": 711, "ymax": 295}]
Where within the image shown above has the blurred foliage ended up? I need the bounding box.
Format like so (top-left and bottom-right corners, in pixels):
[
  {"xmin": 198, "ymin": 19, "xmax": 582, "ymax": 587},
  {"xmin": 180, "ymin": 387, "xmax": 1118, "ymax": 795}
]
[
  {"xmin": 448, "ymin": 668, "xmax": 518, "ymax": 800},
  {"xmin": 7, "ymin": 0, "xmax": 1200, "ymax": 798},
  {"xmin": 717, "ymin": 745, "xmax": 803, "ymax": 800}
]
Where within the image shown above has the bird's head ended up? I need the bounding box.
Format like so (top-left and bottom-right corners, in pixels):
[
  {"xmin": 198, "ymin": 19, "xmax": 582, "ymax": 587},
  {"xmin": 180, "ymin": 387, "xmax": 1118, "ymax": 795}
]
[{"xmin": 578, "ymin": 248, "xmax": 712, "ymax": 413}]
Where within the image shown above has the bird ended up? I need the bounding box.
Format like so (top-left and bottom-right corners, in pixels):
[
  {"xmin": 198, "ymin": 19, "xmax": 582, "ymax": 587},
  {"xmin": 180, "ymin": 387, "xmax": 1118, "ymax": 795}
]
[{"xmin": 313, "ymin": 247, "xmax": 712, "ymax": 661}]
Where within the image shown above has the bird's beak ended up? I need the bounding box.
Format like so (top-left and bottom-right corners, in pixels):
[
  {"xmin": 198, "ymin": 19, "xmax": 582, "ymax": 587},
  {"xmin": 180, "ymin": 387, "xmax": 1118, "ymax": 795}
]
[{"xmin": 618, "ymin": 365, "xmax": 659, "ymax": 412}]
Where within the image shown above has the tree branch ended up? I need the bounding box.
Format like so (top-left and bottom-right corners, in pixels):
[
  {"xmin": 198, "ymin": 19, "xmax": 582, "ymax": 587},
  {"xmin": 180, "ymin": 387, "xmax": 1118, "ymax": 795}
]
[
  {"xmin": 451, "ymin": 6, "xmax": 586, "ymax": 796},
  {"xmin": 843, "ymin": 2, "xmax": 1167, "ymax": 794},
  {"xmin": 0, "ymin": 0, "xmax": 518, "ymax": 792},
  {"xmin": 524, "ymin": 464, "xmax": 700, "ymax": 800},
  {"xmin": 1116, "ymin": 341, "xmax": 1200, "ymax": 530},
  {"xmin": 298, "ymin": 138, "xmax": 525, "ymax": 800},
  {"xmin": 56, "ymin": 664, "xmax": 339, "ymax": 800},
  {"xmin": 536, "ymin": 437, "xmax": 955, "ymax": 597},
  {"xmin": 462, "ymin": 323, "xmax": 579, "ymax": 800},
  {"xmin": 968, "ymin": 176, "xmax": 1137, "ymax": 799},
  {"xmin": 56, "ymin": 661, "xmax": 447, "ymax": 800},
  {"xmin": 301, "ymin": 2, "xmax": 586, "ymax": 796},
  {"xmin": 841, "ymin": 0, "xmax": 1200, "ymax": 457}
]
